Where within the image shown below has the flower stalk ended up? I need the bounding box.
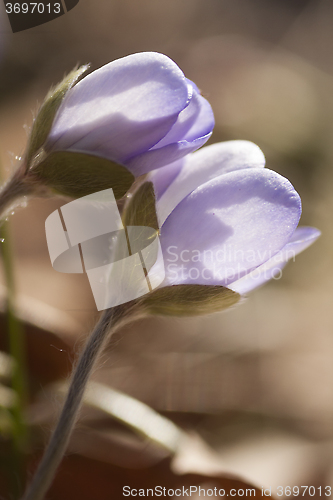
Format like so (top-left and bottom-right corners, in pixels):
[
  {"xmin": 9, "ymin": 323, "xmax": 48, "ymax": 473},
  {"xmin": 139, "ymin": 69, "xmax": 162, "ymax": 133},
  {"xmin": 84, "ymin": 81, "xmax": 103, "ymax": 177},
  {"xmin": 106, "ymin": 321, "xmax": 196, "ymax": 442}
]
[
  {"xmin": 0, "ymin": 169, "xmax": 29, "ymax": 219},
  {"xmin": 0, "ymin": 159, "xmax": 47, "ymax": 222},
  {"xmin": 21, "ymin": 301, "xmax": 144, "ymax": 500}
]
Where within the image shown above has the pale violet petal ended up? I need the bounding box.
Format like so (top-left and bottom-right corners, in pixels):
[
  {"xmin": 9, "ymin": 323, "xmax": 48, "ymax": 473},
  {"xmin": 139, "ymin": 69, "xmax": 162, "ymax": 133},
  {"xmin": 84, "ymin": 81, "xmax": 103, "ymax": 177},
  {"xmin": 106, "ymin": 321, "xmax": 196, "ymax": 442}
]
[
  {"xmin": 229, "ymin": 226, "xmax": 321, "ymax": 294},
  {"xmin": 154, "ymin": 140, "xmax": 266, "ymax": 226},
  {"xmin": 125, "ymin": 80, "xmax": 214, "ymax": 176},
  {"xmin": 148, "ymin": 158, "xmax": 184, "ymax": 200},
  {"xmin": 127, "ymin": 133, "xmax": 212, "ymax": 176},
  {"xmin": 150, "ymin": 82, "xmax": 214, "ymax": 148},
  {"xmin": 160, "ymin": 168, "xmax": 301, "ymax": 287}
]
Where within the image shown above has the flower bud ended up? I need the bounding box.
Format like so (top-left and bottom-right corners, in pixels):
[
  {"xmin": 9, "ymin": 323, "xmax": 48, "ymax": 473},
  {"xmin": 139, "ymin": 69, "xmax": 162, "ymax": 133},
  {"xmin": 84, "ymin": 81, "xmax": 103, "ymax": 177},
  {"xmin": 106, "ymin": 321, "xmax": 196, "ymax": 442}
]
[{"xmin": 27, "ymin": 52, "xmax": 214, "ymax": 200}]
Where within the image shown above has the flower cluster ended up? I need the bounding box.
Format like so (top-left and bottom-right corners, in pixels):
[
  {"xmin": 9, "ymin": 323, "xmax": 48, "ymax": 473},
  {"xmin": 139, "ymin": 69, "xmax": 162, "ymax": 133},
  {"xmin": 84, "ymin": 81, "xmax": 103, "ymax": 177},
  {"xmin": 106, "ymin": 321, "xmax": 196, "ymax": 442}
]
[
  {"xmin": 32, "ymin": 51, "xmax": 320, "ymax": 304},
  {"xmin": 16, "ymin": 51, "xmax": 321, "ymax": 500}
]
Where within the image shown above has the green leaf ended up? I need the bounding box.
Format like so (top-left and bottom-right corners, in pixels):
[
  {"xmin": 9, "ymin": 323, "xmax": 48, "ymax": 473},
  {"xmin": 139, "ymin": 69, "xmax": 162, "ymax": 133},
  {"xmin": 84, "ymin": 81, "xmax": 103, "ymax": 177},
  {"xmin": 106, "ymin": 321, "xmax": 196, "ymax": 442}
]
[
  {"xmin": 26, "ymin": 65, "xmax": 89, "ymax": 163},
  {"xmin": 122, "ymin": 181, "xmax": 159, "ymax": 230},
  {"xmin": 31, "ymin": 151, "xmax": 135, "ymax": 199},
  {"xmin": 140, "ymin": 284, "xmax": 240, "ymax": 317}
]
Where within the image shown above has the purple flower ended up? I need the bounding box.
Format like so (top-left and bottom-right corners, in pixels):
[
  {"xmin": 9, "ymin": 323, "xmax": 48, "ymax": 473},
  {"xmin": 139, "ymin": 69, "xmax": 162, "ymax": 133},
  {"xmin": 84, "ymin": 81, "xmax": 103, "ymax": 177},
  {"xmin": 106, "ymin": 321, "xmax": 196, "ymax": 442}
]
[
  {"xmin": 45, "ymin": 52, "xmax": 214, "ymax": 177},
  {"xmin": 149, "ymin": 140, "xmax": 320, "ymax": 294}
]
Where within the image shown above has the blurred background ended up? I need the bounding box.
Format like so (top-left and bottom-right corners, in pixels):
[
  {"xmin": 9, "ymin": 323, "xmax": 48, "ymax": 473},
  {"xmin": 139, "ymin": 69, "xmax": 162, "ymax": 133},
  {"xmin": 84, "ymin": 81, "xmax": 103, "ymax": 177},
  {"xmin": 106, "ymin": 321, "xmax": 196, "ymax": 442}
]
[{"xmin": 0, "ymin": 0, "xmax": 332, "ymax": 498}]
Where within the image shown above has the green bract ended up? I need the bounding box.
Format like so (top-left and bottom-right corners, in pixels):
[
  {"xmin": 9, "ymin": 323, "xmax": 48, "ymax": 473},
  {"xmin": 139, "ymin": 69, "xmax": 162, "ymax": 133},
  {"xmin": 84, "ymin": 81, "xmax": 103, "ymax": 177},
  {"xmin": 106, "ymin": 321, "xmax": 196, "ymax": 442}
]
[
  {"xmin": 122, "ymin": 181, "xmax": 159, "ymax": 230},
  {"xmin": 26, "ymin": 65, "xmax": 89, "ymax": 164},
  {"xmin": 140, "ymin": 284, "xmax": 240, "ymax": 316},
  {"xmin": 30, "ymin": 151, "xmax": 134, "ymax": 199}
]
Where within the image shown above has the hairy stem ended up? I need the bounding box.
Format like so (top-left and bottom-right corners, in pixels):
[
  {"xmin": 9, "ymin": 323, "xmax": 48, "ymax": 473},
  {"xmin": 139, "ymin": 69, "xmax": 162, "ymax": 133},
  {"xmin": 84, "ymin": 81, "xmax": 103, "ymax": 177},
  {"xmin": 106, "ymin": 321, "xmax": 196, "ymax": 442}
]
[
  {"xmin": 0, "ymin": 166, "xmax": 34, "ymax": 221},
  {"xmin": 21, "ymin": 302, "xmax": 142, "ymax": 500}
]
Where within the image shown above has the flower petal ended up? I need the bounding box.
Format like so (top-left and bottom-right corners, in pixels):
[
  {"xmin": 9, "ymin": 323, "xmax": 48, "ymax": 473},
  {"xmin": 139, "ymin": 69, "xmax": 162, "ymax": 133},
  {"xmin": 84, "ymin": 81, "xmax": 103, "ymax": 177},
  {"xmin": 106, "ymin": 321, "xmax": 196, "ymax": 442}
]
[
  {"xmin": 127, "ymin": 133, "xmax": 212, "ymax": 176},
  {"xmin": 150, "ymin": 80, "xmax": 215, "ymax": 148},
  {"xmin": 46, "ymin": 52, "xmax": 189, "ymax": 171},
  {"xmin": 229, "ymin": 226, "xmax": 321, "ymax": 294},
  {"xmin": 153, "ymin": 140, "xmax": 266, "ymax": 225},
  {"xmin": 124, "ymin": 80, "xmax": 215, "ymax": 176},
  {"xmin": 160, "ymin": 168, "xmax": 301, "ymax": 287},
  {"xmin": 148, "ymin": 158, "xmax": 184, "ymax": 200}
]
